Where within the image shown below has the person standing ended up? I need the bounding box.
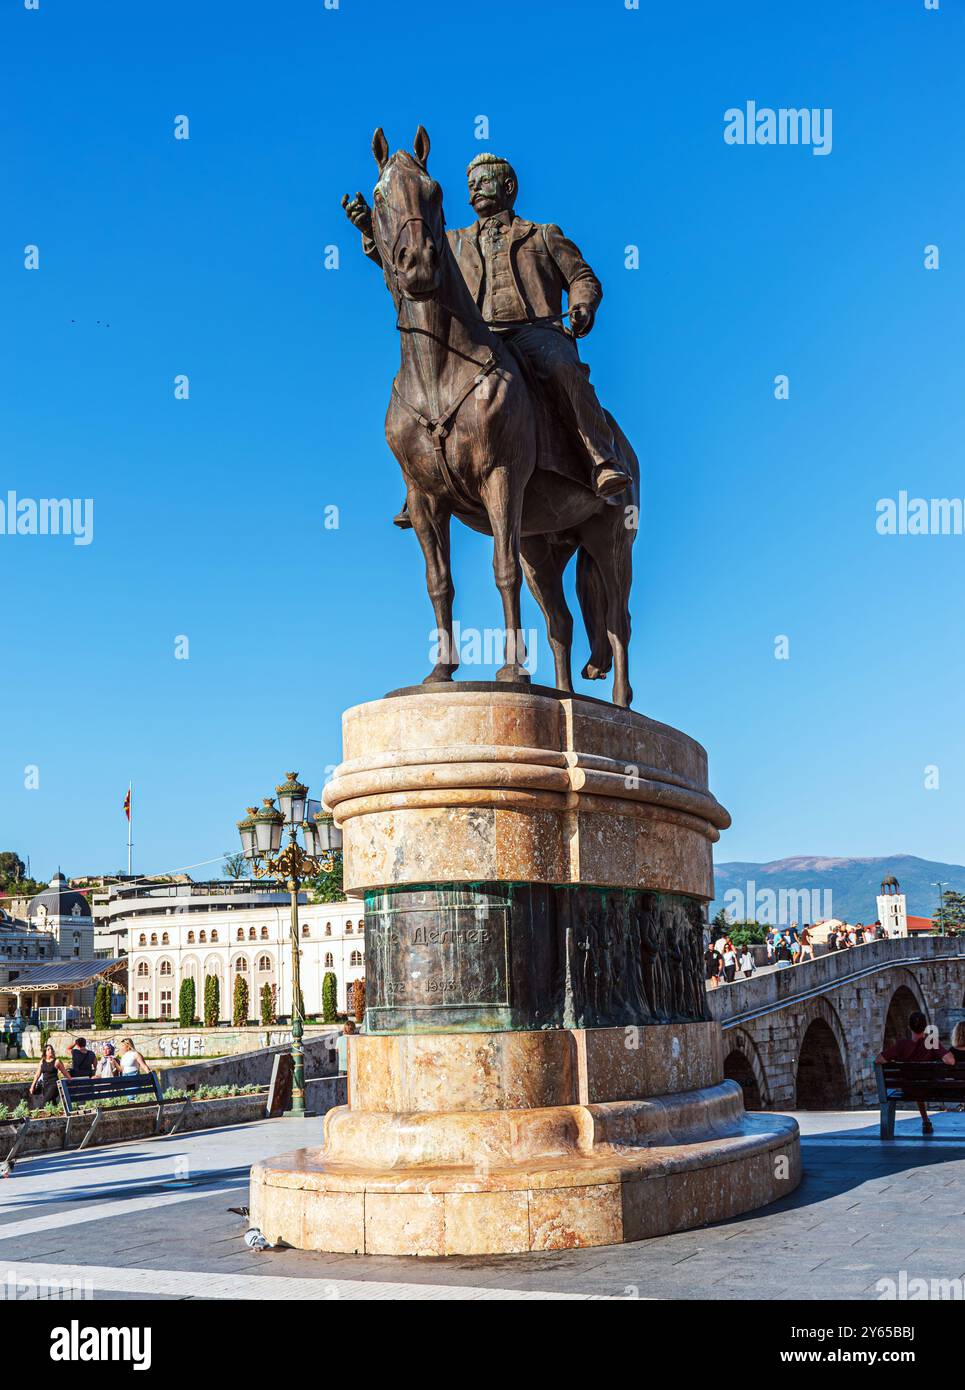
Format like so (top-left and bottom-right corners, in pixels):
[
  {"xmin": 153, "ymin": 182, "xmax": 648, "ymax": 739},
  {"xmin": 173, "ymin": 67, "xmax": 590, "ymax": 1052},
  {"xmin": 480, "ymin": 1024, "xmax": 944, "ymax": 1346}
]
[
  {"xmin": 722, "ymin": 940, "xmax": 738, "ymax": 984},
  {"xmin": 704, "ymin": 942, "xmax": 723, "ymax": 989},
  {"xmin": 739, "ymin": 946, "xmax": 755, "ymax": 980},
  {"xmin": 799, "ymin": 926, "xmax": 814, "ymax": 963},
  {"xmin": 28, "ymin": 1044, "xmax": 68, "ymax": 1110},
  {"xmin": 68, "ymin": 1037, "xmax": 96, "ymax": 1079},
  {"xmin": 117, "ymin": 1038, "xmax": 150, "ymax": 1076},
  {"xmin": 765, "ymin": 930, "xmax": 775, "ymax": 964},
  {"xmin": 95, "ymin": 1042, "xmax": 119, "ymax": 1078}
]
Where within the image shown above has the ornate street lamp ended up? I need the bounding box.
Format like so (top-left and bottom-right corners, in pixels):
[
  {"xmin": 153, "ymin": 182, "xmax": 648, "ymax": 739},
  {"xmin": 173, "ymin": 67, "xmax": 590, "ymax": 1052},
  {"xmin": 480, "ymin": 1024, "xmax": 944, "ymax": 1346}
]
[{"xmin": 237, "ymin": 773, "xmax": 342, "ymax": 1116}]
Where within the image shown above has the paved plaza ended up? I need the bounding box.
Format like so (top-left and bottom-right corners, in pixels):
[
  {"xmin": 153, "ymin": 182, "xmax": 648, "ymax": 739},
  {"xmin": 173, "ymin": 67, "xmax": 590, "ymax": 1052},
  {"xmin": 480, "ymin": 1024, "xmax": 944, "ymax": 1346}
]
[{"xmin": 1, "ymin": 1109, "xmax": 964, "ymax": 1300}]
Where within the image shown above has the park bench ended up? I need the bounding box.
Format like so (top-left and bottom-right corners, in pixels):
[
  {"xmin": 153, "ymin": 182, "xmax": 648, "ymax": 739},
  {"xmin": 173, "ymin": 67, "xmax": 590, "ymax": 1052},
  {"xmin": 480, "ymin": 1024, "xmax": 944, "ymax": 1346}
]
[
  {"xmin": 57, "ymin": 1072, "xmax": 173, "ymax": 1144},
  {"xmin": 875, "ymin": 1061, "xmax": 965, "ymax": 1139}
]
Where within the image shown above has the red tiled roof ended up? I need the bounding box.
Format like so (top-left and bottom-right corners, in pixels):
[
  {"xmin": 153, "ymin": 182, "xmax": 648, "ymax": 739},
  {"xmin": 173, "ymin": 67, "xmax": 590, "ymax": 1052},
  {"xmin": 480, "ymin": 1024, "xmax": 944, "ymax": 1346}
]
[{"xmin": 906, "ymin": 915, "xmax": 934, "ymax": 933}]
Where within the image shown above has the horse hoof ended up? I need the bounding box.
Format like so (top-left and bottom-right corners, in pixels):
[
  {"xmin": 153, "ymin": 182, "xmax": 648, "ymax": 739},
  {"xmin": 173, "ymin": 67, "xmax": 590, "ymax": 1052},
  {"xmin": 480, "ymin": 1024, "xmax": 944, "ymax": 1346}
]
[
  {"xmin": 581, "ymin": 663, "xmax": 606, "ymax": 681},
  {"xmin": 496, "ymin": 665, "xmax": 530, "ymax": 684},
  {"xmin": 613, "ymin": 684, "xmax": 633, "ymax": 709},
  {"xmin": 422, "ymin": 666, "xmax": 456, "ymax": 684}
]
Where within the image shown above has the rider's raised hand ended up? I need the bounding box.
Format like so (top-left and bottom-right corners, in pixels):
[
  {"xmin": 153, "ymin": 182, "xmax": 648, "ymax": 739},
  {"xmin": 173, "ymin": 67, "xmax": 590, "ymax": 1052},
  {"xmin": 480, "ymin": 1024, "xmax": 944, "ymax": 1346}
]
[{"xmin": 341, "ymin": 191, "xmax": 373, "ymax": 234}]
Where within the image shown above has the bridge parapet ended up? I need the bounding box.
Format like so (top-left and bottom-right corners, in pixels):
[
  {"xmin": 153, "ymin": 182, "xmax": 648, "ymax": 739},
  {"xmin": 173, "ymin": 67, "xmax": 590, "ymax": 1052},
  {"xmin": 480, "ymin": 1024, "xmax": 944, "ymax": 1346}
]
[{"xmin": 708, "ymin": 937, "xmax": 965, "ymax": 1110}]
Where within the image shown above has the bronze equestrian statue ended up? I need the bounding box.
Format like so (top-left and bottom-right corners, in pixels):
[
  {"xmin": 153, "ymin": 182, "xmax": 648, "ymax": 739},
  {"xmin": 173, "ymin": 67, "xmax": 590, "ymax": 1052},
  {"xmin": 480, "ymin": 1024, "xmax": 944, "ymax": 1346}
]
[{"xmin": 342, "ymin": 126, "xmax": 639, "ymax": 707}]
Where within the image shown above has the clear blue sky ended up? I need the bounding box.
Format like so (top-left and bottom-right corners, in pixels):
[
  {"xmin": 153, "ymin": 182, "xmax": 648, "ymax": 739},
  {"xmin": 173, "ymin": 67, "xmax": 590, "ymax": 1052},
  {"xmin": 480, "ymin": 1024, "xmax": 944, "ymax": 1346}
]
[{"xmin": 2, "ymin": 0, "xmax": 963, "ymax": 884}]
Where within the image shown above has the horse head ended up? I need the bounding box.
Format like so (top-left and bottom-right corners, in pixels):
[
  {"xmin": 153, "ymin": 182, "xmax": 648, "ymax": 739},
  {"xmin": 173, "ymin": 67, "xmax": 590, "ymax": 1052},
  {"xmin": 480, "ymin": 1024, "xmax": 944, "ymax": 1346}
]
[{"xmin": 369, "ymin": 125, "xmax": 444, "ymax": 301}]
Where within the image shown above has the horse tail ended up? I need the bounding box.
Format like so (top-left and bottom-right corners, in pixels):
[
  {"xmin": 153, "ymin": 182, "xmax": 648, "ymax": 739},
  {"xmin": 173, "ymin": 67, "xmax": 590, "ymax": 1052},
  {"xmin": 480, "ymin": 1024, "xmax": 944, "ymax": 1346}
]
[{"xmin": 576, "ymin": 546, "xmax": 611, "ymax": 678}]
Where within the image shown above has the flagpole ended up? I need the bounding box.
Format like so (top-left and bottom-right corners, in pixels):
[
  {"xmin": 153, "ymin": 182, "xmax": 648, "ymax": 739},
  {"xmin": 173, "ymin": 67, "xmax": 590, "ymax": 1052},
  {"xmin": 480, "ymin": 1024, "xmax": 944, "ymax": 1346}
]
[{"xmin": 127, "ymin": 781, "xmax": 133, "ymax": 878}]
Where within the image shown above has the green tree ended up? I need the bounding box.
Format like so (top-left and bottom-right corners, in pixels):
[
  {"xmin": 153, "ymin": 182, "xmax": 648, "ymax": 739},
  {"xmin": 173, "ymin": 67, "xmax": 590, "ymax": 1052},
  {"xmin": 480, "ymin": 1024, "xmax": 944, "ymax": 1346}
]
[
  {"xmin": 233, "ymin": 975, "xmax": 249, "ymax": 1026},
  {"xmin": 203, "ymin": 974, "xmax": 220, "ymax": 1028},
  {"xmin": 322, "ymin": 971, "xmax": 338, "ymax": 1023},
  {"xmin": 178, "ymin": 977, "xmax": 196, "ymax": 1028},
  {"xmin": 310, "ymin": 855, "xmax": 344, "ymax": 904},
  {"xmin": 933, "ymin": 890, "xmax": 965, "ymax": 935},
  {"xmin": 222, "ymin": 851, "xmax": 250, "ymax": 880},
  {"xmin": 93, "ymin": 983, "xmax": 112, "ymax": 1031},
  {"xmin": 260, "ymin": 982, "xmax": 276, "ymax": 1025},
  {"xmin": 0, "ymin": 852, "xmax": 26, "ymax": 883}
]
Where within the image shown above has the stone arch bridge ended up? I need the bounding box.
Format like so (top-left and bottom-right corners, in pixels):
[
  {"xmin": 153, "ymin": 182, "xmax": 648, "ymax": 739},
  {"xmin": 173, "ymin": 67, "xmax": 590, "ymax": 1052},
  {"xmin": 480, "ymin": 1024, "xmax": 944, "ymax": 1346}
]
[{"xmin": 706, "ymin": 937, "xmax": 965, "ymax": 1111}]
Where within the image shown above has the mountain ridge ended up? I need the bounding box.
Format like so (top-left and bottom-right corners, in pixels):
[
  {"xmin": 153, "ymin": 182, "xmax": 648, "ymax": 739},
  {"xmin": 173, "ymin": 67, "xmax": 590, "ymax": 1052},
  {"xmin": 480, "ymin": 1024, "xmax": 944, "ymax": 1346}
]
[{"xmin": 710, "ymin": 853, "xmax": 965, "ymax": 925}]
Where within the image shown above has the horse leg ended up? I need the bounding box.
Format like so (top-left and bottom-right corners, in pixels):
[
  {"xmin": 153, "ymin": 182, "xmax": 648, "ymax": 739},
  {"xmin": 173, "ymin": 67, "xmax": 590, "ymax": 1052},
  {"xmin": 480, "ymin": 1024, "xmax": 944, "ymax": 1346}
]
[
  {"xmin": 520, "ymin": 535, "xmax": 577, "ymax": 692},
  {"xmin": 480, "ymin": 468, "xmax": 529, "ymax": 683},
  {"xmin": 576, "ymin": 547, "xmax": 611, "ymax": 681},
  {"xmin": 406, "ymin": 487, "xmax": 458, "ymax": 683},
  {"xmin": 578, "ymin": 514, "xmax": 634, "ymax": 708}
]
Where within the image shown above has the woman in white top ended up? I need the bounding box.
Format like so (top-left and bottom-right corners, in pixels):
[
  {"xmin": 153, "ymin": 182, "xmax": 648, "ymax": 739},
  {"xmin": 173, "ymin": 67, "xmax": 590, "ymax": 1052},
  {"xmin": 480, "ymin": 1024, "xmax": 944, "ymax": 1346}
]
[{"xmin": 117, "ymin": 1038, "xmax": 150, "ymax": 1075}]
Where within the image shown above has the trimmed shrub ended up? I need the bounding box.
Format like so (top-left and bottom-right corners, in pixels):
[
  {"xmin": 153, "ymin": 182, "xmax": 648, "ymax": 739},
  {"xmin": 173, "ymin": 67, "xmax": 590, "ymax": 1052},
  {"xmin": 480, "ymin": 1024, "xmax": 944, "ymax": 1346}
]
[
  {"xmin": 232, "ymin": 975, "xmax": 249, "ymax": 1026},
  {"xmin": 93, "ymin": 983, "xmax": 112, "ymax": 1031},
  {"xmin": 178, "ymin": 977, "xmax": 196, "ymax": 1028},
  {"xmin": 260, "ymin": 982, "xmax": 276, "ymax": 1026},
  {"xmin": 322, "ymin": 971, "xmax": 338, "ymax": 1023},
  {"xmin": 203, "ymin": 975, "xmax": 220, "ymax": 1028},
  {"xmin": 350, "ymin": 976, "xmax": 365, "ymax": 1024}
]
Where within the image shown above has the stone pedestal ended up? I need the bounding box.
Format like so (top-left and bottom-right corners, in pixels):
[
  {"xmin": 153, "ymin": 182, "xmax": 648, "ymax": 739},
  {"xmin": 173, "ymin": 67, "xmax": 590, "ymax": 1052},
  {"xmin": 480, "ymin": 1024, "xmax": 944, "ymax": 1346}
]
[{"xmin": 250, "ymin": 686, "xmax": 801, "ymax": 1254}]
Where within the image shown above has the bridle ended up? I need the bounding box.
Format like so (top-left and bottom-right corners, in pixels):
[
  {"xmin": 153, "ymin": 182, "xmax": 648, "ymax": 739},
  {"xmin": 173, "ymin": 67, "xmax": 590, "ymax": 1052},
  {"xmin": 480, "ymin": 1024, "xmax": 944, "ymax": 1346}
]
[{"xmin": 376, "ymin": 207, "xmax": 499, "ymax": 516}]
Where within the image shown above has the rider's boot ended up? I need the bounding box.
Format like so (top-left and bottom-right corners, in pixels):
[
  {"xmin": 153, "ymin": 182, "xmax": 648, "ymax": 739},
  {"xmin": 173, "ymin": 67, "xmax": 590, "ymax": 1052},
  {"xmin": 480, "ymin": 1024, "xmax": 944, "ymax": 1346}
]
[
  {"xmin": 394, "ymin": 500, "xmax": 413, "ymax": 530},
  {"xmin": 592, "ymin": 461, "xmax": 631, "ymax": 501}
]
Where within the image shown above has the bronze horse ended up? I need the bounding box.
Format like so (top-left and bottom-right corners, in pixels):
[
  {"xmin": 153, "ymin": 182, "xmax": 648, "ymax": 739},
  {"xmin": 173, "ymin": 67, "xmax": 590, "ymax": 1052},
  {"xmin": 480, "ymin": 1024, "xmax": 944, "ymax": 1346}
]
[{"xmin": 364, "ymin": 126, "xmax": 639, "ymax": 707}]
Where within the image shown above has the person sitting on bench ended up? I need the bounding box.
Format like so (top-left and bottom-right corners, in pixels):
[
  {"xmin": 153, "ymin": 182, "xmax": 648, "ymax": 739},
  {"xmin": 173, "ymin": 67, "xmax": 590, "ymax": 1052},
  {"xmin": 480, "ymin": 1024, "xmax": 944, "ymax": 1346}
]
[{"xmin": 876, "ymin": 1010, "xmax": 940, "ymax": 1135}]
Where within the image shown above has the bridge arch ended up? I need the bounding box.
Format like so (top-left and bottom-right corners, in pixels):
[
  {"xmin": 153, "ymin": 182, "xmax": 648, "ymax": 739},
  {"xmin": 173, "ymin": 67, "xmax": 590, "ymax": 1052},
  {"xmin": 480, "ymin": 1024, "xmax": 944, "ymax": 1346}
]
[
  {"xmin": 723, "ymin": 1028, "xmax": 770, "ymax": 1110},
  {"xmin": 795, "ymin": 997, "xmax": 851, "ymax": 1109},
  {"xmin": 881, "ymin": 976, "xmax": 927, "ymax": 1053}
]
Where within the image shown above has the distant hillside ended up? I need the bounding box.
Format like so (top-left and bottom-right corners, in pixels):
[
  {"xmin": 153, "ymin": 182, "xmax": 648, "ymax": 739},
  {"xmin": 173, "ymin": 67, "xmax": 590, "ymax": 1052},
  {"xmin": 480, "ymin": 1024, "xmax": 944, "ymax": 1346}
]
[{"xmin": 710, "ymin": 854, "xmax": 965, "ymax": 926}]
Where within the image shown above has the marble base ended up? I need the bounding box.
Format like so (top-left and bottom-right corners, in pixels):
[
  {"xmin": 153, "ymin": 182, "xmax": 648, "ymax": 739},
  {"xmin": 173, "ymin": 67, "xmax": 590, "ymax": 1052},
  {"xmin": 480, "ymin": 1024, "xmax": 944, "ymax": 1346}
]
[{"xmin": 250, "ymin": 1024, "xmax": 801, "ymax": 1255}]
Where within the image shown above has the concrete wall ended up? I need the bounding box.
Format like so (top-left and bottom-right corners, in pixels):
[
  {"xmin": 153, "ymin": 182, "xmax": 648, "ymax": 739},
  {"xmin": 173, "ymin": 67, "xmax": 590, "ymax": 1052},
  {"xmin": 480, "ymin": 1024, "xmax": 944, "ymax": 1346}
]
[
  {"xmin": 710, "ymin": 937, "xmax": 965, "ymax": 1110},
  {"xmin": 23, "ymin": 1022, "xmax": 338, "ymax": 1060},
  {"xmin": 156, "ymin": 1031, "xmax": 340, "ymax": 1091}
]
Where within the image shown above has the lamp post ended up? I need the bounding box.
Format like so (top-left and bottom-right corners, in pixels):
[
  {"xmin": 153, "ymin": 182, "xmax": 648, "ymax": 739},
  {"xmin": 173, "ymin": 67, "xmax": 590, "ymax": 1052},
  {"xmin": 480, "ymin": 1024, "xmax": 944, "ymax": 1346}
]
[
  {"xmin": 237, "ymin": 773, "xmax": 342, "ymax": 1116},
  {"xmin": 932, "ymin": 881, "xmax": 948, "ymax": 936}
]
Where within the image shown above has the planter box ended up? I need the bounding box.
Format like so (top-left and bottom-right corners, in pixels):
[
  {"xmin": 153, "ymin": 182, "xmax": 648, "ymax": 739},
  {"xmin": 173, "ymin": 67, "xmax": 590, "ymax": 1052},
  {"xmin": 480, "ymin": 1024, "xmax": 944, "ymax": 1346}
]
[{"xmin": 0, "ymin": 1092, "xmax": 269, "ymax": 1159}]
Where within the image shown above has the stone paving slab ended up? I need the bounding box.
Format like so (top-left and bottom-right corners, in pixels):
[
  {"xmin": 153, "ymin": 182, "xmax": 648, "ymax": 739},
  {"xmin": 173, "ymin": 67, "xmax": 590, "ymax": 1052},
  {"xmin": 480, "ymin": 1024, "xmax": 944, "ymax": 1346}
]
[{"xmin": 0, "ymin": 1111, "xmax": 962, "ymax": 1299}]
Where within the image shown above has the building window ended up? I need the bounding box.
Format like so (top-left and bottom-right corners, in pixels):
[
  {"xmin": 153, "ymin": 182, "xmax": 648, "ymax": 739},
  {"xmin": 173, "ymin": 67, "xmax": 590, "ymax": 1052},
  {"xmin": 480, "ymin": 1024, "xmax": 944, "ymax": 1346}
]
[
  {"xmin": 345, "ymin": 923, "xmax": 352, "ymax": 934},
  {"xmin": 350, "ymin": 950, "xmax": 363, "ymax": 967},
  {"xmin": 159, "ymin": 960, "xmax": 173, "ymax": 977},
  {"xmin": 210, "ymin": 931, "xmax": 218, "ymax": 942},
  {"xmin": 137, "ymin": 991, "xmax": 149, "ymax": 1018},
  {"xmin": 325, "ymin": 922, "xmax": 331, "ymax": 936},
  {"xmin": 257, "ymin": 955, "xmax": 272, "ymax": 973},
  {"xmin": 248, "ymin": 927, "xmax": 256, "ymax": 940},
  {"xmin": 236, "ymin": 929, "xmax": 244, "ymax": 941},
  {"xmin": 260, "ymin": 927, "xmax": 268, "ymax": 939},
  {"xmin": 301, "ymin": 924, "xmax": 309, "ymax": 937},
  {"xmin": 199, "ymin": 931, "xmax": 206, "ymax": 943},
  {"xmin": 150, "ymin": 934, "xmax": 157, "ymax": 945},
  {"xmin": 235, "ymin": 957, "xmax": 248, "ymax": 972},
  {"xmin": 138, "ymin": 934, "xmax": 146, "ymax": 946},
  {"xmin": 161, "ymin": 932, "xmax": 169, "ymax": 945},
  {"xmin": 159, "ymin": 990, "xmax": 172, "ymax": 1019},
  {"xmin": 187, "ymin": 932, "xmax": 195, "ymax": 943},
  {"xmin": 137, "ymin": 961, "xmax": 149, "ymax": 977},
  {"xmin": 324, "ymin": 952, "xmax": 334, "ymax": 968}
]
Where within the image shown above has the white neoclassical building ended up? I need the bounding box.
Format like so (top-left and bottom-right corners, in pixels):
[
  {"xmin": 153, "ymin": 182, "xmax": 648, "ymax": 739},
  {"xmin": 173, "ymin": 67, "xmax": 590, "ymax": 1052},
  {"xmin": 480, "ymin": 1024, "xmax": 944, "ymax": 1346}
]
[{"xmin": 108, "ymin": 880, "xmax": 365, "ymax": 1022}]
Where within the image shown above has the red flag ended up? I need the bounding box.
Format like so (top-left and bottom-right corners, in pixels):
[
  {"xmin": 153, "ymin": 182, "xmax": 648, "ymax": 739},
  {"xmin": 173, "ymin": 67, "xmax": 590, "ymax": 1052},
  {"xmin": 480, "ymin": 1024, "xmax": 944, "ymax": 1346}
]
[{"xmin": 123, "ymin": 787, "xmax": 131, "ymax": 822}]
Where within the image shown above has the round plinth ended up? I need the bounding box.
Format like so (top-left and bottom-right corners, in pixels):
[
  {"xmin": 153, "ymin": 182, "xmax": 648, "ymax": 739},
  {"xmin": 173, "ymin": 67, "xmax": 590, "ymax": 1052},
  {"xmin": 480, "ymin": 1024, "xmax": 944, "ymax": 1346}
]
[{"xmin": 250, "ymin": 1024, "xmax": 801, "ymax": 1255}]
